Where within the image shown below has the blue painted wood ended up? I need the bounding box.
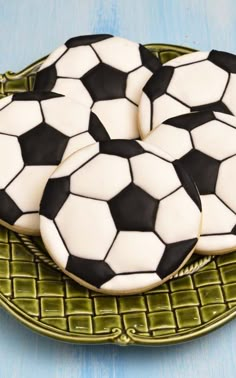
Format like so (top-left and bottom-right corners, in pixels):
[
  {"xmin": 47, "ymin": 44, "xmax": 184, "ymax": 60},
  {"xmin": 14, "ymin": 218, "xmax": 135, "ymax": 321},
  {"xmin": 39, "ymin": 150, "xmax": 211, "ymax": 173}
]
[{"xmin": 0, "ymin": 0, "xmax": 236, "ymax": 377}]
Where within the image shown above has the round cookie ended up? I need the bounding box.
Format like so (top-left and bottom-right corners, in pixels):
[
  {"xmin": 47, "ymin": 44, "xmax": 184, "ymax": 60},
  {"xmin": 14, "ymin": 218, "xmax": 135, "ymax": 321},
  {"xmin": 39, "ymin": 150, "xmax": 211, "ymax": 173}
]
[
  {"xmin": 139, "ymin": 49, "xmax": 236, "ymax": 138},
  {"xmin": 0, "ymin": 91, "xmax": 110, "ymax": 235},
  {"xmin": 144, "ymin": 111, "xmax": 236, "ymax": 255},
  {"xmin": 34, "ymin": 34, "xmax": 161, "ymax": 139},
  {"xmin": 40, "ymin": 140, "xmax": 202, "ymax": 295}
]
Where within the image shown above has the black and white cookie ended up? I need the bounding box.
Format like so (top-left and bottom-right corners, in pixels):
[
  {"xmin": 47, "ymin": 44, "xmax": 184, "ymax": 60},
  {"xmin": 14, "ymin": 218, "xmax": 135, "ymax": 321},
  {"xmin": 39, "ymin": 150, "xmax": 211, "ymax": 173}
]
[
  {"xmin": 34, "ymin": 34, "xmax": 161, "ymax": 139},
  {"xmin": 40, "ymin": 140, "xmax": 201, "ymax": 294},
  {"xmin": 139, "ymin": 50, "xmax": 236, "ymax": 138},
  {"xmin": 0, "ymin": 92, "xmax": 110, "ymax": 235},
  {"xmin": 144, "ymin": 111, "xmax": 236, "ymax": 255}
]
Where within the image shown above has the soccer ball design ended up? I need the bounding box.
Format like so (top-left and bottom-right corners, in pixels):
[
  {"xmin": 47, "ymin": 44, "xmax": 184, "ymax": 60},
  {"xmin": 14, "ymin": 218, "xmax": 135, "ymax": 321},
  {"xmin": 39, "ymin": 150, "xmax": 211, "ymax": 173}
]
[
  {"xmin": 34, "ymin": 34, "xmax": 161, "ymax": 139},
  {"xmin": 40, "ymin": 140, "xmax": 201, "ymax": 294},
  {"xmin": 0, "ymin": 91, "xmax": 110, "ymax": 234},
  {"xmin": 139, "ymin": 50, "xmax": 236, "ymax": 138},
  {"xmin": 144, "ymin": 111, "xmax": 236, "ymax": 254}
]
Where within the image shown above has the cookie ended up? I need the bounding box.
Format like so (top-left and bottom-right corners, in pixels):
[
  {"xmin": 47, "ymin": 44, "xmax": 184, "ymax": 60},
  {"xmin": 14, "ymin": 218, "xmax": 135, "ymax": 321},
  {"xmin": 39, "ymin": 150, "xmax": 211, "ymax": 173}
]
[
  {"xmin": 0, "ymin": 92, "xmax": 110, "ymax": 235},
  {"xmin": 139, "ymin": 50, "xmax": 236, "ymax": 138},
  {"xmin": 40, "ymin": 140, "xmax": 202, "ymax": 295},
  {"xmin": 144, "ymin": 111, "xmax": 236, "ymax": 255},
  {"xmin": 34, "ymin": 34, "xmax": 161, "ymax": 139}
]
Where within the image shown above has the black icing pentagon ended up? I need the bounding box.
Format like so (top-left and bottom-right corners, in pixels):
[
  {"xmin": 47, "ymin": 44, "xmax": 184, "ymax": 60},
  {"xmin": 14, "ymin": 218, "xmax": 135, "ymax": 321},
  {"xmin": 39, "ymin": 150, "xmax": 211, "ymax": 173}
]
[
  {"xmin": 13, "ymin": 92, "xmax": 63, "ymax": 102},
  {"xmin": 178, "ymin": 150, "xmax": 220, "ymax": 195},
  {"xmin": 143, "ymin": 66, "xmax": 174, "ymax": 100},
  {"xmin": 34, "ymin": 65, "xmax": 58, "ymax": 91},
  {"xmin": 173, "ymin": 160, "xmax": 202, "ymax": 211},
  {"xmin": 19, "ymin": 123, "xmax": 69, "ymax": 165},
  {"xmin": 156, "ymin": 238, "xmax": 198, "ymax": 278},
  {"xmin": 164, "ymin": 111, "xmax": 215, "ymax": 131},
  {"xmin": 40, "ymin": 177, "xmax": 70, "ymax": 219},
  {"xmin": 191, "ymin": 101, "xmax": 231, "ymax": 115},
  {"xmin": 139, "ymin": 45, "xmax": 161, "ymax": 73},
  {"xmin": 0, "ymin": 190, "xmax": 22, "ymax": 225},
  {"xmin": 109, "ymin": 183, "xmax": 158, "ymax": 231},
  {"xmin": 100, "ymin": 140, "xmax": 144, "ymax": 158},
  {"xmin": 81, "ymin": 63, "xmax": 127, "ymax": 102},
  {"xmin": 208, "ymin": 50, "xmax": 236, "ymax": 73},
  {"xmin": 88, "ymin": 113, "xmax": 110, "ymax": 141},
  {"xmin": 66, "ymin": 255, "xmax": 115, "ymax": 288},
  {"xmin": 65, "ymin": 34, "xmax": 112, "ymax": 48},
  {"xmin": 231, "ymin": 224, "xmax": 236, "ymax": 235}
]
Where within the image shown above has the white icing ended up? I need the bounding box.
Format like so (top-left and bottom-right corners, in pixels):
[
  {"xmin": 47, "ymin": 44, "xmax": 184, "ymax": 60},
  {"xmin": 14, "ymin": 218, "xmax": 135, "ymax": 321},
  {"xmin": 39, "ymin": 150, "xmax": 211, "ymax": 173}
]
[
  {"xmin": 105, "ymin": 231, "xmax": 165, "ymax": 274},
  {"xmin": 126, "ymin": 66, "xmax": 152, "ymax": 104},
  {"xmin": 215, "ymin": 111, "xmax": 236, "ymax": 126},
  {"xmin": 0, "ymin": 95, "xmax": 13, "ymax": 110},
  {"xmin": 39, "ymin": 36, "xmax": 155, "ymax": 140},
  {"xmin": 192, "ymin": 119, "xmax": 236, "ymax": 160},
  {"xmin": 137, "ymin": 140, "xmax": 174, "ymax": 161},
  {"xmin": 6, "ymin": 165, "xmax": 56, "ymax": 212},
  {"xmin": 92, "ymin": 36, "xmax": 141, "ymax": 72},
  {"xmin": 0, "ymin": 101, "xmax": 42, "ymax": 136},
  {"xmin": 167, "ymin": 61, "xmax": 228, "ymax": 107},
  {"xmin": 152, "ymin": 94, "xmax": 189, "ymax": 129},
  {"xmin": 62, "ymin": 133, "xmax": 95, "ymax": 160},
  {"xmin": 38, "ymin": 45, "xmax": 67, "ymax": 71},
  {"xmin": 130, "ymin": 152, "xmax": 180, "ymax": 200},
  {"xmin": 138, "ymin": 92, "xmax": 151, "ymax": 137},
  {"xmin": 92, "ymin": 99, "xmax": 139, "ymax": 139},
  {"xmin": 55, "ymin": 194, "xmax": 117, "ymax": 260},
  {"xmin": 42, "ymin": 141, "xmax": 202, "ymax": 292},
  {"xmin": 0, "ymin": 135, "xmax": 24, "ymax": 189},
  {"xmin": 155, "ymin": 187, "xmax": 201, "ymax": 243},
  {"xmin": 52, "ymin": 78, "xmax": 93, "ymax": 107},
  {"xmin": 216, "ymin": 156, "xmax": 236, "ymax": 213},
  {"xmin": 51, "ymin": 143, "xmax": 99, "ymax": 179},
  {"xmin": 42, "ymin": 96, "xmax": 90, "ymax": 137},
  {"xmin": 196, "ymin": 234, "xmax": 236, "ymax": 253},
  {"xmin": 144, "ymin": 111, "xmax": 236, "ymax": 253},
  {"xmin": 101, "ymin": 273, "xmax": 160, "ymax": 291},
  {"xmin": 71, "ymin": 154, "xmax": 131, "ymax": 201},
  {"xmin": 55, "ymin": 46, "xmax": 99, "ymax": 78},
  {"xmin": 15, "ymin": 213, "xmax": 39, "ymax": 233},
  {"xmin": 166, "ymin": 51, "xmax": 209, "ymax": 67},
  {"xmin": 40, "ymin": 216, "xmax": 69, "ymax": 268},
  {"xmin": 200, "ymin": 194, "xmax": 235, "ymax": 234},
  {"xmin": 0, "ymin": 94, "xmax": 108, "ymax": 233},
  {"xmin": 222, "ymin": 73, "xmax": 236, "ymax": 115},
  {"xmin": 144, "ymin": 124, "xmax": 192, "ymax": 159}
]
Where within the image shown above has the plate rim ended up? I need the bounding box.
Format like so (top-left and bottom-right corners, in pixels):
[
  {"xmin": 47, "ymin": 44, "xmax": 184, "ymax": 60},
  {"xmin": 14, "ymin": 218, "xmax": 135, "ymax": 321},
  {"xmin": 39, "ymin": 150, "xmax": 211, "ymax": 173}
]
[{"xmin": 1, "ymin": 292, "xmax": 235, "ymax": 345}]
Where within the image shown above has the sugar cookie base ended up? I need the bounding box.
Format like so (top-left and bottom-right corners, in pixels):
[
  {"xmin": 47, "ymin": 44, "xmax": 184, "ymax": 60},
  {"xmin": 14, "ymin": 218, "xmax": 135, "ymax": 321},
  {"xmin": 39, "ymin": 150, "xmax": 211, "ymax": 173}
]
[
  {"xmin": 195, "ymin": 245, "xmax": 236, "ymax": 256},
  {"xmin": 0, "ymin": 219, "xmax": 40, "ymax": 236}
]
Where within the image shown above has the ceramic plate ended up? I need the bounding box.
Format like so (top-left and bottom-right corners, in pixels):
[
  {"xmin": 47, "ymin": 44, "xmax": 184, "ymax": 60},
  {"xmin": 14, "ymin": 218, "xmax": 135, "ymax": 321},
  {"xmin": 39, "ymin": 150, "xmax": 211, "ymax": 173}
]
[{"xmin": 0, "ymin": 44, "xmax": 236, "ymax": 346}]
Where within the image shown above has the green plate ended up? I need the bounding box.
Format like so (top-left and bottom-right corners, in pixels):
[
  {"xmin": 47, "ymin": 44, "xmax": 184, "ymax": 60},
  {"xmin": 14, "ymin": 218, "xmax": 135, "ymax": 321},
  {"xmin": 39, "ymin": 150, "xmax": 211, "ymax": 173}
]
[{"xmin": 0, "ymin": 44, "xmax": 236, "ymax": 346}]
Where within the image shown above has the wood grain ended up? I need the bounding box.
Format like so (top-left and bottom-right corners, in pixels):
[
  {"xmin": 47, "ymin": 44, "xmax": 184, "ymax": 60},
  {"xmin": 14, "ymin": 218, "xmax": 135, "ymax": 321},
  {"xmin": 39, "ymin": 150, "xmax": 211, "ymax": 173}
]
[{"xmin": 0, "ymin": 0, "xmax": 236, "ymax": 377}]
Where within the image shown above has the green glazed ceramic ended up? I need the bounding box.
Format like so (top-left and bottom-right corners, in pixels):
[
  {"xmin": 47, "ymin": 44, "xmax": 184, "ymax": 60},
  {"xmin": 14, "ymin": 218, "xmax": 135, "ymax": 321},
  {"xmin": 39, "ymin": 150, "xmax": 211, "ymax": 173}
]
[{"xmin": 0, "ymin": 44, "xmax": 236, "ymax": 346}]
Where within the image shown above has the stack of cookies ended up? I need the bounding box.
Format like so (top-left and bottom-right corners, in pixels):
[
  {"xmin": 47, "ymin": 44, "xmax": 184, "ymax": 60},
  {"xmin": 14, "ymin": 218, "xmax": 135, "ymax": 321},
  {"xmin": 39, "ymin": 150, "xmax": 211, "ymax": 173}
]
[{"xmin": 0, "ymin": 34, "xmax": 235, "ymax": 295}]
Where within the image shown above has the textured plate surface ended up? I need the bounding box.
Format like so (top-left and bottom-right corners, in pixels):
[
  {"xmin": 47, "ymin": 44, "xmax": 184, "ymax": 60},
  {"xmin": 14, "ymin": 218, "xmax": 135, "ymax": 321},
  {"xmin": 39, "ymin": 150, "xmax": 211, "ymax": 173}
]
[{"xmin": 0, "ymin": 44, "xmax": 235, "ymax": 345}]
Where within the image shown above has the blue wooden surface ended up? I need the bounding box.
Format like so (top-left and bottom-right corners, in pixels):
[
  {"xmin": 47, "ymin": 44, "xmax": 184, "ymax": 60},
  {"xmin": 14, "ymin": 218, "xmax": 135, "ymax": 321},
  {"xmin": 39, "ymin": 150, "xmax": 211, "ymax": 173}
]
[{"xmin": 0, "ymin": 1, "xmax": 236, "ymax": 377}]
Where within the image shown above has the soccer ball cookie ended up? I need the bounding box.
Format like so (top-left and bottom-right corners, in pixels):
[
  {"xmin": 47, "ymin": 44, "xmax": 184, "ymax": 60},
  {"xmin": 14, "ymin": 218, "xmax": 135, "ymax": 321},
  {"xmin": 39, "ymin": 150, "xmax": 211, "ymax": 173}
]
[
  {"xmin": 40, "ymin": 140, "xmax": 202, "ymax": 295},
  {"xmin": 139, "ymin": 50, "xmax": 236, "ymax": 138},
  {"xmin": 0, "ymin": 92, "xmax": 109, "ymax": 235},
  {"xmin": 34, "ymin": 34, "xmax": 161, "ymax": 139},
  {"xmin": 144, "ymin": 111, "xmax": 236, "ymax": 255}
]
